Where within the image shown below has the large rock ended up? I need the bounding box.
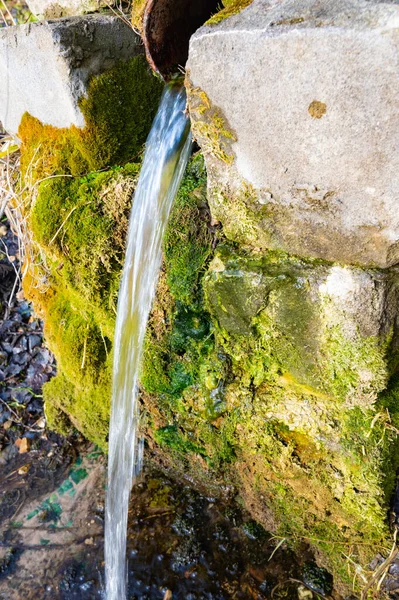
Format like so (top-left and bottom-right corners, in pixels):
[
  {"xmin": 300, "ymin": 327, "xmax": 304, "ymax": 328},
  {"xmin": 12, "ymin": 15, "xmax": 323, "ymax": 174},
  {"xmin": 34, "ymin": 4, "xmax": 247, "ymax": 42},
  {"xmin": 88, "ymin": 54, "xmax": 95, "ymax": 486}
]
[
  {"xmin": 186, "ymin": 0, "xmax": 399, "ymax": 268},
  {"xmin": 0, "ymin": 15, "xmax": 143, "ymax": 135}
]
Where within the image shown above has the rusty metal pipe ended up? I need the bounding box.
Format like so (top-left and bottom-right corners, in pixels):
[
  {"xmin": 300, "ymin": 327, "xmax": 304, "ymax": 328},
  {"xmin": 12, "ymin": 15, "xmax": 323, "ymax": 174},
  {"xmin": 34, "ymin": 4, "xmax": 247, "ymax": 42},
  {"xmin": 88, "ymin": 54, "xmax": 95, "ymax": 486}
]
[{"xmin": 143, "ymin": 0, "xmax": 220, "ymax": 79}]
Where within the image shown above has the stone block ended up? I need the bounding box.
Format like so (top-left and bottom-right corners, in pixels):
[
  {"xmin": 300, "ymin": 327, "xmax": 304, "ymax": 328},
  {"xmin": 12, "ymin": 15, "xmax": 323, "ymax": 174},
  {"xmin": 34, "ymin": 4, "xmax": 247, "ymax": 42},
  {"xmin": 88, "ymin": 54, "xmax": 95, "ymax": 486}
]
[
  {"xmin": 0, "ymin": 14, "xmax": 144, "ymax": 135},
  {"xmin": 205, "ymin": 250, "xmax": 399, "ymax": 408},
  {"xmin": 187, "ymin": 0, "xmax": 399, "ymax": 267}
]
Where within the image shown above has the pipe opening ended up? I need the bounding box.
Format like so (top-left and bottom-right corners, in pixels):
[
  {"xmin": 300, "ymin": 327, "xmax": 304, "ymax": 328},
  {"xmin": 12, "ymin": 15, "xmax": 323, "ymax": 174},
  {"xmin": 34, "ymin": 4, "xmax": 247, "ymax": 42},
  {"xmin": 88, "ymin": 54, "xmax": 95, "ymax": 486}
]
[{"xmin": 143, "ymin": 0, "xmax": 220, "ymax": 79}]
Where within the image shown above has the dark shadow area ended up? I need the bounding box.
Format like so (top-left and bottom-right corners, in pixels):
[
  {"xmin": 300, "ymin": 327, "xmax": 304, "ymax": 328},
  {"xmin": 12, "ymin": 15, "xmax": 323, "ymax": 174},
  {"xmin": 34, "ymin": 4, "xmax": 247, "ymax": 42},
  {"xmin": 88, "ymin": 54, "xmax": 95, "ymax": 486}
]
[{"xmin": 143, "ymin": 0, "xmax": 220, "ymax": 78}]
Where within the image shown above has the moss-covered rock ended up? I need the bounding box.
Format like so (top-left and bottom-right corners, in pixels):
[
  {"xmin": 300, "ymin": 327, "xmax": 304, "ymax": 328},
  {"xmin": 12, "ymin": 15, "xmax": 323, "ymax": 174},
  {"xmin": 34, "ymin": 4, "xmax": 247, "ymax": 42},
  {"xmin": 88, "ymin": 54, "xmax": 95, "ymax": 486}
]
[
  {"xmin": 19, "ymin": 56, "xmax": 163, "ymax": 179},
  {"xmin": 19, "ymin": 57, "xmax": 163, "ymax": 449},
  {"xmin": 24, "ymin": 164, "xmax": 140, "ymax": 448},
  {"xmin": 140, "ymin": 163, "xmax": 399, "ymax": 593}
]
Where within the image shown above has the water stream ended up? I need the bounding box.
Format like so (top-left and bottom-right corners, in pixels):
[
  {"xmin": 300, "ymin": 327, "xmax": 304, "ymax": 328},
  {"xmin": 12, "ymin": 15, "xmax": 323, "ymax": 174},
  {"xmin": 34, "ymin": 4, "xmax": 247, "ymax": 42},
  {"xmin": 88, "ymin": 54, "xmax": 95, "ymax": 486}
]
[{"xmin": 105, "ymin": 84, "xmax": 192, "ymax": 600}]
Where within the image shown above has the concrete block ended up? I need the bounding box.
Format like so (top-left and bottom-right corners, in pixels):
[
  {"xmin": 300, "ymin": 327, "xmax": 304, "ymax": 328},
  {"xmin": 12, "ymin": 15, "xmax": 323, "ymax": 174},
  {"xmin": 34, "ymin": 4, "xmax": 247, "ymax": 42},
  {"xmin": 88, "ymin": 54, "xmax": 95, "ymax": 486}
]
[{"xmin": 0, "ymin": 14, "xmax": 144, "ymax": 135}]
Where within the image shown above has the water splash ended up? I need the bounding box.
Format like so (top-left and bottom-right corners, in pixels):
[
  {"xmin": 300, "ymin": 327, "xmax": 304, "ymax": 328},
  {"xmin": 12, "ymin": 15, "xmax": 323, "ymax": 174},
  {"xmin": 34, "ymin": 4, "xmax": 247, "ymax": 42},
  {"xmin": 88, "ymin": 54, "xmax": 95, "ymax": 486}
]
[{"xmin": 105, "ymin": 84, "xmax": 192, "ymax": 600}]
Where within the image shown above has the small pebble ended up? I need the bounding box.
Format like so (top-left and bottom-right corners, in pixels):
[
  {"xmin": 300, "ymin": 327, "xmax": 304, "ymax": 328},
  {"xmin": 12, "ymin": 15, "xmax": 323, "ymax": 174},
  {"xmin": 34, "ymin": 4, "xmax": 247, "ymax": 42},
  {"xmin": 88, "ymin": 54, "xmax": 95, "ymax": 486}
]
[
  {"xmin": 15, "ymin": 437, "xmax": 30, "ymax": 454},
  {"xmin": 84, "ymin": 538, "xmax": 94, "ymax": 546}
]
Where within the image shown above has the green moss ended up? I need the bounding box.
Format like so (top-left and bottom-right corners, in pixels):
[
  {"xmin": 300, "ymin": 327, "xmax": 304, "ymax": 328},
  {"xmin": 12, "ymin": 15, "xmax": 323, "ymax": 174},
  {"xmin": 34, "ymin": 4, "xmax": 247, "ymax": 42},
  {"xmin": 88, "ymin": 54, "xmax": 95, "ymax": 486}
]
[
  {"xmin": 44, "ymin": 291, "xmax": 109, "ymax": 382},
  {"xmin": 207, "ymin": 0, "xmax": 254, "ymax": 25},
  {"xmin": 141, "ymin": 154, "xmax": 216, "ymax": 408},
  {"xmin": 324, "ymin": 325, "xmax": 389, "ymax": 404},
  {"xmin": 44, "ymin": 372, "xmax": 110, "ymax": 449},
  {"xmin": 23, "ymin": 163, "xmax": 140, "ymax": 449},
  {"xmin": 44, "ymin": 400, "xmax": 73, "ymax": 437},
  {"xmin": 141, "ymin": 154, "xmax": 240, "ymax": 469},
  {"xmin": 164, "ymin": 154, "xmax": 212, "ymax": 305},
  {"xmin": 185, "ymin": 82, "xmax": 236, "ymax": 165},
  {"xmin": 143, "ymin": 233, "xmax": 398, "ymax": 593},
  {"xmin": 154, "ymin": 425, "xmax": 206, "ymax": 456},
  {"xmin": 19, "ymin": 55, "xmax": 157, "ymax": 449},
  {"xmin": 78, "ymin": 58, "xmax": 163, "ymax": 172},
  {"xmin": 31, "ymin": 165, "xmax": 140, "ymax": 306}
]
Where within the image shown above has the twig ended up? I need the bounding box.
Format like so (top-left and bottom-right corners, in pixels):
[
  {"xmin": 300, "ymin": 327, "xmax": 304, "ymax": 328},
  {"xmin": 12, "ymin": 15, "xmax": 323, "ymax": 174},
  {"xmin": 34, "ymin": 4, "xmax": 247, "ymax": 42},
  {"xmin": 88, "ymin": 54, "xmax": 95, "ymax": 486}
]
[
  {"xmin": 99, "ymin": 325, "xmax": 109, "ymax": 359},
  {"xmin": 271, "ymin": 578, "xmax": 328, "ymax": 600},
  {"xmin": 0, "ymin": 5, "xmax": 8, "ymax": 26},
  {"xmin": 0, "ymin": 398, "xmax": 44, "ymax": 433},
  {"xmin": 48, "ymin": 205, "xmax": 78, "ymax": 245},
  {"xmin": 81, "ymin": 335, "xmax": 87, "ymax": 370},
  {"xmin": 102, "ymin": 0, "xmax": 134, "ymax": 30},
  {"xmin": 11, "ymin": 498, "xmax": 25, "ymax": 522},
  {"xmin": 48, "ymin": 199, "xmax": 90, "ymax": 246},
  {"xmin": 268, "ymin": 537, "xmax": 286, "ymax": 562},
  {"xmin": 360, "ymin": 529, "xmax": 399, "ymax": 600},
  {"xmin": 139, "ymin": 510, "xmax": 175, "ymax": 522},
  {"xmin": 0, "ymin": 396, "xmax": 22, "ymax": 422}
]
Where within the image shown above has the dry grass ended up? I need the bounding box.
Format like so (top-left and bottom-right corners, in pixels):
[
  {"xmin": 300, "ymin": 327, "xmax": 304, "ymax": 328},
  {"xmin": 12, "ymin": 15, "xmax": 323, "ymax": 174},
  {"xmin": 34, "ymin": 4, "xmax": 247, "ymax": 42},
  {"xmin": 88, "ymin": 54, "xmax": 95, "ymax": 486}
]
[
  {"xmin": 102, "ymin": 0, "xmax": 136, "ymax": 32},
  {"xmin": 0, "ymin": 134, "xmax": 56, "ymax": 315},
  {"xmin": 360, "ymin": 529, "xmax": 399, "ymax": 599},
  {"xmin": 0, "ymin": 138, "xmax": 28, "ymax": 316}
]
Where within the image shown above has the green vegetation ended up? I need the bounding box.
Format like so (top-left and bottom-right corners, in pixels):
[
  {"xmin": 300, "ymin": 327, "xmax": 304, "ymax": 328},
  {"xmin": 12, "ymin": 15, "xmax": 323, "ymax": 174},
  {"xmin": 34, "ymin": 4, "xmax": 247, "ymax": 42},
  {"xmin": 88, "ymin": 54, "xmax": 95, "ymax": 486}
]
[
  {"xmin": 19, "ymin": 57, "xmax": 163, "ymax": 449},
  {"xmin": 207, "ymin": 0, "xmax": 254, "ymax": 25},
  {"xmin": 17, "ymin": 40, "xmax": 399, "ymax": 597},
  {"xmin": 26, "ymin": 164, "xmax": 139, "ymax": 449}
]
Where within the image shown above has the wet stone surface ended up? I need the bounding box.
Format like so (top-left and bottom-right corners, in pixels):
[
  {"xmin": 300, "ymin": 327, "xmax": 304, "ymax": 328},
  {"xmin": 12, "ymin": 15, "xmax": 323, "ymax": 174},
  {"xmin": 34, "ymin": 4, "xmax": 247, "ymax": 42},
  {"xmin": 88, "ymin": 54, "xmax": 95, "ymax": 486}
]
[
  {"xmin": 0, "ymin": 460, "xmax": 336, "ymax": 600},
  {"xmin": 124, "ymin": 471, "xmax": 315, "ymax": 600},
  {"xmin": 0, "ymin": 460, "xmax": 335, "ymax": 599}
]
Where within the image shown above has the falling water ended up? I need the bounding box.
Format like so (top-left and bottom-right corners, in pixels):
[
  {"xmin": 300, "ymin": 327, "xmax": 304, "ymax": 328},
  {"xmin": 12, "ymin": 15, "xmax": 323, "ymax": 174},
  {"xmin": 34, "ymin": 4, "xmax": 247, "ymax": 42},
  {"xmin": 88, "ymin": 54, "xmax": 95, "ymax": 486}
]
[{"xmin": 105, "ymin": 84, "xmax": 192, "ymax": 600}]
